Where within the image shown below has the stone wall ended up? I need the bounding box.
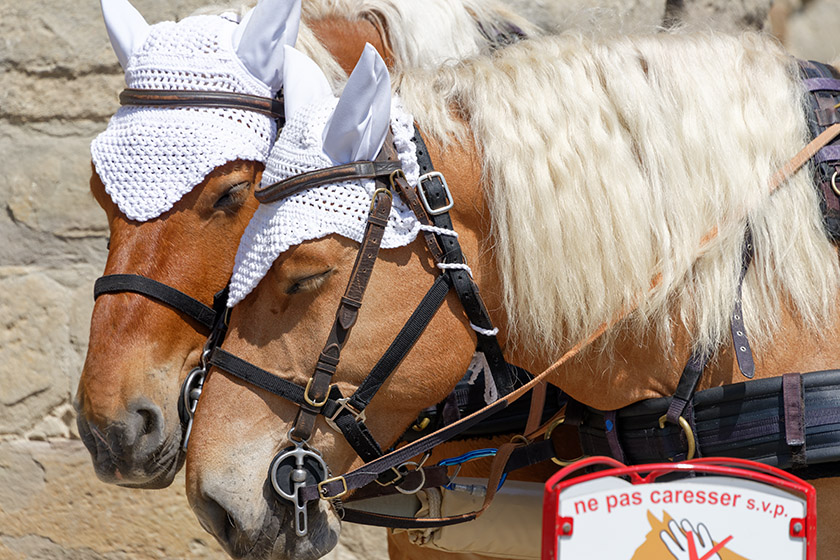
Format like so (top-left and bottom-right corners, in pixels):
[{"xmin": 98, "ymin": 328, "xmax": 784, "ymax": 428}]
[{"xmin": 2, "ymin": 1, "xmax": 840, "ymax": 559}]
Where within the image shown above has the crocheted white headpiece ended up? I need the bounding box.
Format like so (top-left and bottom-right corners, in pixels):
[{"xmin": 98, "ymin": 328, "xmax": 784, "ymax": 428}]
[
  {"xmin": 228, "ymin": 45, "xmax": 422, "ymax": 307},
  {"xmin": 90, "ymin": 0, "xmax": 301, "ymax": 221}
]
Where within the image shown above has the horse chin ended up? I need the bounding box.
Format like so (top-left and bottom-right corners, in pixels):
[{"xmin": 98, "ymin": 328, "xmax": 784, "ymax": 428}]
[
  {"xmin": 214, "ymin": 498, "xmax": 340, "ymax": 560},
  {"xmin": 76, "ymin": 412, "xmax": 185, "ymax": 488}
]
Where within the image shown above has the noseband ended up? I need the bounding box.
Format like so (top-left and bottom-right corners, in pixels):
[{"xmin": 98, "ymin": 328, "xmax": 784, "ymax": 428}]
[{"xmin": 93, "ymin": 88, "xmax": 283, "ymax": 446}]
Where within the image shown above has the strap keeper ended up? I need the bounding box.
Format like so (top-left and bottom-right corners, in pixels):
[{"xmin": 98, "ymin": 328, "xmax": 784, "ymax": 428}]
[{"xmin": 783, "ymin": 372, "xmax": 807, "ymax": 468}]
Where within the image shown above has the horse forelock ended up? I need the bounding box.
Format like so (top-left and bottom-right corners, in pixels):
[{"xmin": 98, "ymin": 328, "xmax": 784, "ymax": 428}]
[{"xmin": 399, "ymin": 30, "xmax": 840, "ymax": 362}]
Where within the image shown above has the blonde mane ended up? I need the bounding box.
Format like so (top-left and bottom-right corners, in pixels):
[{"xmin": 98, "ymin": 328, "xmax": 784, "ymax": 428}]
[{"xmin": 399, "ymin": 30, "xmax": 840, "ymax": 362}]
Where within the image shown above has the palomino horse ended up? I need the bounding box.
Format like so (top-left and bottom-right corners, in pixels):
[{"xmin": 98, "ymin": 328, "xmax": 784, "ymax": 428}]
[
  {"xmin": 185, "ymin": 30, "xmax": 840, "ymax": 559},
  {"xmin": 74, "ymin": 0, "xmax": 538, "ymax": 489}
]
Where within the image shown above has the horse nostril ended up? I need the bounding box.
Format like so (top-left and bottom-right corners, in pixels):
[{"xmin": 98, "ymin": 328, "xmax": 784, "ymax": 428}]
[
  {"xmin": 195, "ymin": 492, "xmax": 239, "ymax": 548},
  {"xmin": 124, "ymin": 399, "xmax": 166, "ymax": 447}
]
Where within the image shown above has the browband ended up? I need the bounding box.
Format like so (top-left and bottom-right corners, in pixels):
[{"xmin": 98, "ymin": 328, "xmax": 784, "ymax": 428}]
[
  {"xmin": 255, "ymin": 161, "xmax": 404, "ymax": 203},
  {"xmin": 119, "ymin": 88, "xmax": 284, "ymax": 119}
]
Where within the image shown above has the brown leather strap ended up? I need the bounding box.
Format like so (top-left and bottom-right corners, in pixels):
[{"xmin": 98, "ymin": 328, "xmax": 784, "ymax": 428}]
[
  {"xmin": 256, "ymin": 161, "xmax": 403, "ymax": 204},
  {"xmin": 524, "ymin": 380, "xmax": 548, "ymax": 436},
  {"xmin": 770, "ymin": 123, "xmax": 840, "ymax": 191},
  {"xmin": 119, "ymin": 88, "xmax": 283, "ymax": 118},
  {"xmin": 291, "ymin": 139, "xmax": 400, "ymax": 442}
]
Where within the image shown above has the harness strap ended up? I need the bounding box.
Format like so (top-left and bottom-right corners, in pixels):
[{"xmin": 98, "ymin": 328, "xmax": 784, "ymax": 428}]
[
  {"xmin": 292, "ymin": 186, "xmax": 394, "ymax": 442},
  {"xmin": 347, "ymin": 274, "xmax": 452, "ymax": 412},
  {"xmin": 94, "ymin": 274, "xmax": 218, "ymax": 331},
  {"xmin": 732, "ymin": 227, "xmax": 756, "ymax": 378},
  {"xmin": 119, "ymin": 88, "xmax": 283, "ymax": 119},
  {"xmin": 307, "ymin": 120, "xmax": 840, "ymax": 506}
]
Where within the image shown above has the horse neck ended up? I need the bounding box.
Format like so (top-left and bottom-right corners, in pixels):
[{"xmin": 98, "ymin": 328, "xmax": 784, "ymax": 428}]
[{"xmin": 547, "ymin": 248, "xmax": 840, "ymax": 411}]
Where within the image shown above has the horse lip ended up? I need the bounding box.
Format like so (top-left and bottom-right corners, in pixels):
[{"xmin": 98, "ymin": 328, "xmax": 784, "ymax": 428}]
[{"xmin": 77, "ymin": 417, "xmax": 185, "ymax": 488}]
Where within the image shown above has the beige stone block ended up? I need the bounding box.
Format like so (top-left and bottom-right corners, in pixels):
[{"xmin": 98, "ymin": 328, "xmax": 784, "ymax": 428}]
[
  {"xmin": 0, "ymin": 71, "xmax": 124, "ymax": 123},
  {"xmin": 0, "ymin": 1, "xmax": 219, "ymax": 73},
  {"xmin": 1, "ymin": 125, "xmax": 107, "ymax": 238},
  {"xmin": 0, "ymin": 439, "xmax": 387, "ymax": 559},
  {"xmin": 0, "ymin": 266, "xmax": 97, "ymax": 435}
]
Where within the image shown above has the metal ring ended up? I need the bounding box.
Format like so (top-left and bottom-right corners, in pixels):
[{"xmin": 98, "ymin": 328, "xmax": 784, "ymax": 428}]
[
  {"xmin": 832, "ymin": 171, "xmax": 840, "ymax": 197},
  {"xmin": 544, "ymin": 416, "xmax": 587, "ymax": 466},
  {"xmin": 657, "ymin": 414, "xmax": 696, "ymax": 460}
]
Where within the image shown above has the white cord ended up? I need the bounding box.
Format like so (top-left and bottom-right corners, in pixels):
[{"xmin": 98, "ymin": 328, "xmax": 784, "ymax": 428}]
[
  {"xmin": 418, "ymin": 224, "xmax": 458, "ymax": 238},
  {"xmin": 437, "ymin": 262, "xmax": 473, "ymax": 278},
  {"xmin": 470, "ymin": 322, "xmax": 499, "ymax": 337}
]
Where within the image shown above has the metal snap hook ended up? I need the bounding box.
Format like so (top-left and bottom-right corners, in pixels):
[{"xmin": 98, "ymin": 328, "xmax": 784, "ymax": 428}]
[{"xmin": 657, "ymin": 414, "xmax": 696, "ymax": 460}]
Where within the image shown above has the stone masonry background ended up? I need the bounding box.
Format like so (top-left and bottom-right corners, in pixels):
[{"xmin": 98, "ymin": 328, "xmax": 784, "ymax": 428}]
[{"xmin": 1, "ymin": 1, "xmax": 838, "ymax": 558}]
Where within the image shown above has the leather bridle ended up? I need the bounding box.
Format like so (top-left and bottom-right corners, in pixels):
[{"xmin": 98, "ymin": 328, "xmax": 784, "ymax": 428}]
[
  {"xmin": 92, "ymin": 87, "xmax": 283, "ymax": 447},
  {"xmin": 206, "ymin": 127, "xmax": 541, "ymax": 535}
]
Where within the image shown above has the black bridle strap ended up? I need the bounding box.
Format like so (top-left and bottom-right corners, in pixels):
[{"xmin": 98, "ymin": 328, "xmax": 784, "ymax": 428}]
[
  {"xmin": 411, "ymin": 130, "xmax": 518, "ymax": 396},
  {"xmin": 347, "ymin": 274, "xmax": 452, "ymax": 411},
  {"xmin": 119, "ymin": 88, "xmax": 284, "ymax": 119},
  {"xmin": 94, "ymin": 274, "xmax": 217, "ymax": 331}
]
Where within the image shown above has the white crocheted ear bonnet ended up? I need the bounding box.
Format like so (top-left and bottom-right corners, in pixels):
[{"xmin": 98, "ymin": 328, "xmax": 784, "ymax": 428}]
[
  {"xmin": 90, "ymin": 0, "xmax": 300, "ymax": 222},
  {"xmin": 228, "ymin": 46, "xmax": 422, "ymax": 307}
]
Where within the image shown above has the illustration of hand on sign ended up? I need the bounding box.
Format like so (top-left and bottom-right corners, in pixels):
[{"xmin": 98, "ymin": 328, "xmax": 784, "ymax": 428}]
[{"xmin": 660, "ymin": 519, "xmax": 733, "ymax": 560}]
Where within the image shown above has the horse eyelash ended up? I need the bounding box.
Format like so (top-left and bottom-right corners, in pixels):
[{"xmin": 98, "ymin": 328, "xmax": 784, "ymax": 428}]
[
  {"xmin": 286, "ymin": 270, "xmax": 332, "ymax": 295},
  {"xmin": 214, "ymin": 181, "xmax": 251, "ymax": 208}
]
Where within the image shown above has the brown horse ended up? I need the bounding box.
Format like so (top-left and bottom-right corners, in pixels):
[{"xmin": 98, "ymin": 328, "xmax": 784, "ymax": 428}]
[
  {"xmin": 74, "ymin": 0, "xmax": 538, "ymax": 489},
  {"xmin": 185, "ymin": 29, "xmax": 840, "ymax": 559}
]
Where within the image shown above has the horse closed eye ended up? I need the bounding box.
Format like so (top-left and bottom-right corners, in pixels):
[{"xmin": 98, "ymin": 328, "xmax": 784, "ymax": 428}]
[
  {"xmin": 214, "ymin": 181, "xmax": 251, "ymax": 209},
  {"xmin": 286, "ymin": 270, "xmax": 332, "ymax": 295}
]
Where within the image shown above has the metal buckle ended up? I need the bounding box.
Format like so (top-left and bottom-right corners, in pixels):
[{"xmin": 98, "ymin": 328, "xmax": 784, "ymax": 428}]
[
  {"xmin": 417, "ymin": 171, "xmax": 454, "ymax": 216},
  {"xmin": 375, "ymin": 466, "xmax": 406, "ymax": 487},
  {"xmin": 658, "ymin": 414, "xmax": 697, "ymax": 460},
  {"xmin": 369, "ymin": 187, "xmax": 393, "ymax": 212},
  {"xmin": 325, "ymin": 397, "xmax": 366, "ymax": 433},
  {"xmin": 303, "ymin": 378, "xmax": 331, "ymax": 408},
  {"xmin": 318, "ymin": 475, "xmax": 349, "ymax": 500}
]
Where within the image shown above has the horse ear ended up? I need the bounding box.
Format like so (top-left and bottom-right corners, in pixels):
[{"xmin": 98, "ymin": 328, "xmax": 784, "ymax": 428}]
[
  {"xmin": 322, "ymin": 44, "xmax": 391, "ymax": 164},
  {"xmin": 282, "ymin": 46, "xmax": 333, "ymax": 122},
  {"xmin": 100, "ymin": 0, "xmax": 150, "ymax": 69},
  {"xmin": 232, "ymin": 0, "xmax": 301, "ymax": 94}
]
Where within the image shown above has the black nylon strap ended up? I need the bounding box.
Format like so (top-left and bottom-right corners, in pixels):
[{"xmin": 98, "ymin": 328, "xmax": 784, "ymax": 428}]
[
  {"xmin": 665, "ymin": 348, "xmax": 710, "ymax": 424},
  {"xmin": 348, "ymin": 274, "xmax": 452, "ymax": 412},
  {"xmin": 94, "ymin": 274, "xmax": 216, "ymax": 331},
  {"xmin": 411, "ymin": 129, "xmax": 517, "ymax": 396},
  {"xmin": 209, "ymin": 348, "xmax": 307, "ymax": 405}
]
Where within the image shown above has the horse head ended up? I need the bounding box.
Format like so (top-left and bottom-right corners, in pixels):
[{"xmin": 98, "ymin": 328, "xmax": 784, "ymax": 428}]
[
  {"xmin": 185, "ymin": 45, "xmax": 505, "ymax": 559},
  {"xmin": 75, "ymin": 0, "xmax": 300, "ymax": 488}
]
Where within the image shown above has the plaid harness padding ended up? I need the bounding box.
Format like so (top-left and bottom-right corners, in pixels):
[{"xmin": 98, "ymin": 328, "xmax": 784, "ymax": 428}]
[{"xmin": 799, "ymin": 59, "xmax": 840, "ymax": 240}]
